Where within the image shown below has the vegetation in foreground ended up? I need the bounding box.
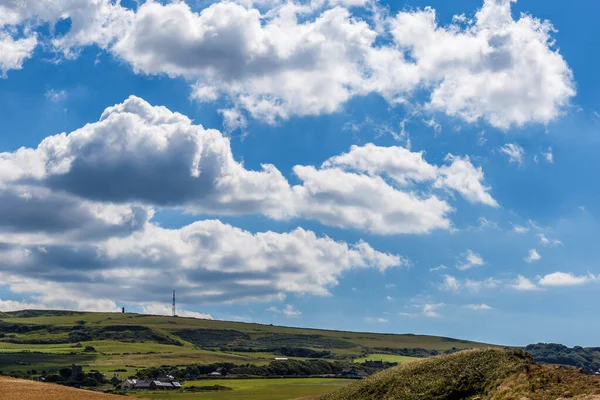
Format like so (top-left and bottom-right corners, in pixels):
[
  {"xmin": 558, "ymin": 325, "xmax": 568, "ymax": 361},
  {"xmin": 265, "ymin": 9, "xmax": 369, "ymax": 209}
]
[{"xmin": 321, "ymin": 348, "xmax": 600, "ymax": 400}]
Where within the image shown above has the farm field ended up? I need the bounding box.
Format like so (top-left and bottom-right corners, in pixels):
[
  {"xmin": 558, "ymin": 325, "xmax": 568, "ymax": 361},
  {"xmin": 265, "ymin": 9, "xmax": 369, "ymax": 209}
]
[
  {"xmin": 0, "ymin": 310, "xmax": 493, "ymax": 375},
  {"xmin": 135, "ymin": 378, "xmax": 352, "ymax": 400},
  {"xmin": 0, "ymin": 377, "xmax": 138, "ymax": 400}
]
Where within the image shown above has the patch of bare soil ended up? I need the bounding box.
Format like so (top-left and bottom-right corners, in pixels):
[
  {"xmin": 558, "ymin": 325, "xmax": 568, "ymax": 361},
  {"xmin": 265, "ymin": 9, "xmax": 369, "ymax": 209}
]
[{"xmin": 0, "ymin": 377, "xmax": 138, "ymax": 400}]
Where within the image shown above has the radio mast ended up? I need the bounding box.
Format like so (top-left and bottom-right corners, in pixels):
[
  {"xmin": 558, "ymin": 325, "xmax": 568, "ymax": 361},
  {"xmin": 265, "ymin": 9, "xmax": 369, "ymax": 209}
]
[{"xmin": 172, "ymin": 290, "xmax": 176, "ymax": 317}]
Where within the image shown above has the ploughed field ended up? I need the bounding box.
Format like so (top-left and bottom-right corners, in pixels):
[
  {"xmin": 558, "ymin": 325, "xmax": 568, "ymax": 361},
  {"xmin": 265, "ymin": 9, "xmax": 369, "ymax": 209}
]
[{"xmin": 0, "ymin": 377, "xmax": 143, "ymax": 400}]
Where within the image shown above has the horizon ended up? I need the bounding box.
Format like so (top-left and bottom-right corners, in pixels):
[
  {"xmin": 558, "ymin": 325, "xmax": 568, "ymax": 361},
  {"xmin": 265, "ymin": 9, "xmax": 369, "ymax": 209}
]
[{"xmin": 1, "ymin": 0, "xmax": 599, "ymax": 348}]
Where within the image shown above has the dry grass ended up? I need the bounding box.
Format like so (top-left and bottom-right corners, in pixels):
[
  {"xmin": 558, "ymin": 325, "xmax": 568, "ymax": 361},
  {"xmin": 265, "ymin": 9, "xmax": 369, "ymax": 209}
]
[
  {"xmin": 322, "ymin": 349, "xmax": 600, "ymax": 400},
  {"xmin": 488, "ymin": 363, "xmax": 600, "ymax": 399},
  {"xmin": 0, "ymin": 377, "xmax": 140, "ymax": 400}
]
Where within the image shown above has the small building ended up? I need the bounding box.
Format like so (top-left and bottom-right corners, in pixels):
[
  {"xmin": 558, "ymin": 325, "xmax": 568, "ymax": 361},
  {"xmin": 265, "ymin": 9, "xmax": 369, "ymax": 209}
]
[
  {"xmin": 208, "ymin": 371, "xmax": 222, "ymax": 377},
  {"xmin": 110, "ymin": 374, "xmax": 123, "ymax": 386},
  {"xmin": 149, "ymin": 380, "xmax": 181, "ymax": 390},
  {"xmin": 121, "ymin": 379, "xmax": 138, "ymax": 390},
  {"xmin": 275, "ymin": 357, "xmax": 288, "ymax": 361},
  {"xmin": 134, "ymin": 380, "xmax": 151, "ymax": 390}
]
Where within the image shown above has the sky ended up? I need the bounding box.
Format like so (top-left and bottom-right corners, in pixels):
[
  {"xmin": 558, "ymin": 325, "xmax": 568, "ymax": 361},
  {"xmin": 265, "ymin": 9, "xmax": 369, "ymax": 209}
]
[{"xmin": 0, "ymin": 0, "xmax": 599, "ymax": 347}]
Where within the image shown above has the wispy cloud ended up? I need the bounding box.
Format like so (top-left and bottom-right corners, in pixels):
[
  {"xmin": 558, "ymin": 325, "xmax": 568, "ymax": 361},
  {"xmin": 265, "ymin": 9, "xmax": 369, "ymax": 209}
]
[
  {"xmin": 538, "ymin": 233, "xmax": 562, "ymax": 247},
  {"xmin": 267, "ymin": 304, "xmax": 302, "ymax": 317},
  {"xmin": 45, "ymin": 88, "xmax": 67, "ymax": 103},
  {"xmin": 430, "ymin": 265, "xmax": 448, "ymax": 272},
  {"xmin": 512, "ymin": 224, "xmax": 530, "ymax": 234},
  {"xmin": 500, "ymin": 143, "xmax": 525, "ymax": 165},
  {"xmin": 457, "ymin": 250, "xmax": 485, "ymax": 271},
  {"xmin": 365, "ymin": 317, "xmax": 389, "ymax": 323},
  {"xmin": 464, "ymin": 304, "xmax": 492, "ymax": 311},
  {"xmin": 538, "ymin": 272, "xmax": 597, "ymax": 287}
]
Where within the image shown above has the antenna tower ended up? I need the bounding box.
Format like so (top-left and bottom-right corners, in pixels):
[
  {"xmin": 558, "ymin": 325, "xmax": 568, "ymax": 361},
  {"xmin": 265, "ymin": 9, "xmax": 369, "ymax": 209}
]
[{"xmin": 172, "ymin": 290, "xmax": 176, "ymax": 317}]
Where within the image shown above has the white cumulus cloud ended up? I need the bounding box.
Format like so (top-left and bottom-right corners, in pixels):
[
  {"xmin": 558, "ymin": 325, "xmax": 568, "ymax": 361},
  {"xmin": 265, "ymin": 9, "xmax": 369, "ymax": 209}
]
[{"xmin": 525, "ymin": 248, "xmax": 541, "ymax": 263}]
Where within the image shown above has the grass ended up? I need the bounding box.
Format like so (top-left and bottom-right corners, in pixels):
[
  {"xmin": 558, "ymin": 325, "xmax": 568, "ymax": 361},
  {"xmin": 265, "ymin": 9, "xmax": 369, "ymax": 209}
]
[
  {"xmin": 321, "ymin": 348, "xmax": 600, "ymax": 400},
  {"xmin": 132, "ymin": 378, "xmax": 352, "ymax": 400},
  {"xmin": 353, "ymin": 354, "xmax": 419, "ymax": 364},
  {"xmin": 0, "ymin": 310, "xmax": 494, "ymax": 376},
  {"xmin": 0, "ymin": 353, "xmax": 97, "ymax": 373},
  {"xmin": 1, "ymin": 311, "xmax": 491, "ymax": 351}
]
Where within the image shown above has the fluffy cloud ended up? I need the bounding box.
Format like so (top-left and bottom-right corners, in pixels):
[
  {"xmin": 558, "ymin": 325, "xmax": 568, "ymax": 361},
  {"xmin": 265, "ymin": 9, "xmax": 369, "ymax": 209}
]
[
  {"xmin": 538, "ymin": 272, "xmax": 597, "ymax": 287},
  {"xmin": 457, "ymin": 249, "xmax": 485, "ymax": 270},
  {"xmin": 1, "ymin": 96, "xmax": 498, "ymax": 235},
  {"xmin": 0, "ymin": 32, "xmax": 37, "ymax": 76},
  {"xmin": 422, "ymin": 303, "xmax": 444, "ymax": 318},
  {"xmin": 440, "ymin": 275, "xmax": 461, "ymax": 292},
  {"xmin": 525, "ymin": 248, "xmax": 541, "ymax": 263},
  {"xmin": 513, "ymin": 224, "xmax": 529, "ymax": 234},
  {"xmin": 0, "ymin": 220, "xmax": 404, "ymax": 305},
  {"xmin": 323, "ymin": 144, "xmax": 498, "ymax": 207},
  {"xmin": 500, "ymin": 143, "xmax": 525, "ymax": 165},
  {"xmin": 0, "ymin": 0, "xmax": 575, "ymax": 128},
  {"xmin": 510, "ymin": 275, "xmax": 541, "ymax": 291},
  {"xmin": 0, "ymin": 185, "xmax": 151, "ymax": 241},
  {"xmin": 291, "ymin": 166, "xmax": 452, "ymax": 234},
  {"xmin": 0, "ymin": 96, "xmax": 294, "ymax": 218},
  {"xmin": 390, "ymin": 0, "xmax": 574, "ymax": 128}
]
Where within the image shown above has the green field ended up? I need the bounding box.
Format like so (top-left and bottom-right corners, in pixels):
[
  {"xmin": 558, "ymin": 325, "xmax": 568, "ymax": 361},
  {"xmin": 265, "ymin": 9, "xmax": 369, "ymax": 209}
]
[
  {"xmin": 353, "ymin": 354, "xmax": 419, "ymax": 363},
  {"xmin": 134, "ymin": 378, "xmax": 351, "ymax": 400},
  {"xmin": 0, "ymin": 310, "xmax": 494, "ymax": 380}
]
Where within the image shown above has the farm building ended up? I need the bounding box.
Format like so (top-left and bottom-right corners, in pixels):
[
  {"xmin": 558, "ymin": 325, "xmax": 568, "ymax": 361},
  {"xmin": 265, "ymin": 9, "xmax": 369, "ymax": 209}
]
[{"xmin": 120, "ymin": 378, "xmax": 181, "ymax": 390}]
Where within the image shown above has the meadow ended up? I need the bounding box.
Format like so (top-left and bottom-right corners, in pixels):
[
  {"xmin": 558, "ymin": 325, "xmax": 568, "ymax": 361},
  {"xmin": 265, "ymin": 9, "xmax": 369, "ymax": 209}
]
[
  {"xmin": 0, "ymin": 309, "xmax": 490, "ymax": 376},
  {"xmin": 0, "ymin": 310, "xmax": 492, "ymax": 399},
  {"xmin": 133, "ymin": 378, "xmax": 352, "ymax": 400}
]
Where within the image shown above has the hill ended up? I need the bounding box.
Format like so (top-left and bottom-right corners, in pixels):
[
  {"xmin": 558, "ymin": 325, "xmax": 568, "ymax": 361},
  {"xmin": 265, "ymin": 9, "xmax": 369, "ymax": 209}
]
[
  {"xmin": 0, "ymin": 309, "xmax": 490, "ymax": 376},
  {"xmin": 321, "ymin": 349, "xmax": 600, "ymax": 400},
  {"xmin": 0, "ymin": 376, "xmax": 145, "ymax": 400},
  {"xmin": 526, "ymin": 343, "xmax": 600, "ymax": 374}
]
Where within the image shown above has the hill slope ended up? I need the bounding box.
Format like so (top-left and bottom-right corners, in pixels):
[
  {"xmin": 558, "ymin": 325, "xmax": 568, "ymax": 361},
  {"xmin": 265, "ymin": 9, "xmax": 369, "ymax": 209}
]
[
  {"xmin": 0, "ymin": 377, "xmax": 144, "ymax": 400},
  {"xmin": 321, "ymin": 349, "xmax": 600, "ymax": 400},
  {"xmin": 0, "ymin": 309, "xmax": 492, "ymax": 375}
]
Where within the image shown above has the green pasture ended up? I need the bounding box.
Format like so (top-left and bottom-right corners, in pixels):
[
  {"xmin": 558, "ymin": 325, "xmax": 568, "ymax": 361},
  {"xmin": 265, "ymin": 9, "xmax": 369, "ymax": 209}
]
[{"xmin": 135, "ymin": 378, "xmax": 352, "ymax": 400}]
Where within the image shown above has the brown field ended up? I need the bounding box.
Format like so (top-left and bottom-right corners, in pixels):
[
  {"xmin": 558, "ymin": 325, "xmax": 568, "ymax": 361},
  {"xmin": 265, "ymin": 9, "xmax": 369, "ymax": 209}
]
[{"xmin": 0, "ymin": 377, "xmax": 141, "ymax": 400}]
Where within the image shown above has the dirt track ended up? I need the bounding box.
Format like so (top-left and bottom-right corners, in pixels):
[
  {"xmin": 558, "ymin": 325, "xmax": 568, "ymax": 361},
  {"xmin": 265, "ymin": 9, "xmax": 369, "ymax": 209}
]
[{"xmin": 0, "ymin": 377, "xmax": 138, "ymax": 400}]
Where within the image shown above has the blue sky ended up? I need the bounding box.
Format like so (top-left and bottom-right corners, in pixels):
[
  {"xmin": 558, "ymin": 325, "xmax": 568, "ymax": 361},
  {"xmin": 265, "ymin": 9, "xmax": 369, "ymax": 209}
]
[{"xmin": 0, "ymin": 0, "xmax": 599, "ymax": 347}]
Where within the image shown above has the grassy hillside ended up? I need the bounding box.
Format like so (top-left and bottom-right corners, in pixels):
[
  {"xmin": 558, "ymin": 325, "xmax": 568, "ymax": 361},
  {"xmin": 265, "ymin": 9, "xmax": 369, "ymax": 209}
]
[
  {"xmin": 0, "ymin": 309, "xmax": 491, "ymax": 375},
  {"xmin": 321, "ymin": 349, "xmax": 600, "ymax": 400}
]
